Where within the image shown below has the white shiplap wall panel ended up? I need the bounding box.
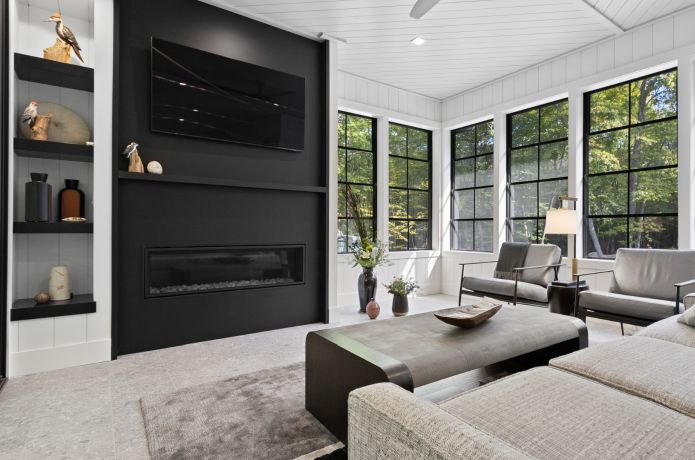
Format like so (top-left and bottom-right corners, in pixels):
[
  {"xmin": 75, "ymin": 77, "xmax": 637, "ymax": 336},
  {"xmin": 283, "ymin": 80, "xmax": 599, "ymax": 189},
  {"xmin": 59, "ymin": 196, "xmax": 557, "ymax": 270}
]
[
  {"xmin": 338, "ymin": 71, "xmax": 441, "ymax": 122},
  {"xmin": 653, "ymin": 17, "xmax": 675, "ymax": 54}
]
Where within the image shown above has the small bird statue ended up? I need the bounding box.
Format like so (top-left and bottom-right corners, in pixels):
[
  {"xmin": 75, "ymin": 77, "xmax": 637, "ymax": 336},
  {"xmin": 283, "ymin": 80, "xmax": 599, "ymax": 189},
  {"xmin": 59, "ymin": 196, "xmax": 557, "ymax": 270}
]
[
  {"xmin": 47, "ymin": 12, "xmax": 84, "ymax": 63},
  {"xmin": 122, "ymin": 142, "xmax": 145, "ymax": 173},
  {"xmin": 22, "ymin": 101, "xmax": 39, "ymax": 127}
]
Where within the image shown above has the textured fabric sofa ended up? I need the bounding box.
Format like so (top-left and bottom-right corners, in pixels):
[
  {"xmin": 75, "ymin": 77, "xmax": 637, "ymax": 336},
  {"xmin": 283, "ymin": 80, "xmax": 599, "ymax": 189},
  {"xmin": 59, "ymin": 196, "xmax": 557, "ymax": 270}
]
[
  {"xmin": 348, "ymin": 314, "xmax": 695, "ymax": 459},
  {"xmin": 575, "ymin": 248, "xmax": 695, "ymax": 327},
  {"xmin": 459, "ymin": 243, "xmax": 562, "ymax": 305}
]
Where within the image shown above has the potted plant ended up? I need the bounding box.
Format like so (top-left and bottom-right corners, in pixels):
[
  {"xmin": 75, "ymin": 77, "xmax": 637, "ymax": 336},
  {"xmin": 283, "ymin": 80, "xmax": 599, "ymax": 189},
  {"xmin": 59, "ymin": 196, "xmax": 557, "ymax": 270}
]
[
  {"xmin": 384, "ymin": 276, "xmax": 419, "ymax": 317},
  {"xmin": 346, "ymin": 186, "xmax": 388, "ymax": 313}
]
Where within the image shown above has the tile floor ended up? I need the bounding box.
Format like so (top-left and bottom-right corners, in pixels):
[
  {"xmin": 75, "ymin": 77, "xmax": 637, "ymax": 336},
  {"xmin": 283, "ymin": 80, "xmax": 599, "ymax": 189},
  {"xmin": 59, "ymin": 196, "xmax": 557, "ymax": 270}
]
[{"xmin": 0, "ymin": 294, "xmax": 637, "ymax": 459}]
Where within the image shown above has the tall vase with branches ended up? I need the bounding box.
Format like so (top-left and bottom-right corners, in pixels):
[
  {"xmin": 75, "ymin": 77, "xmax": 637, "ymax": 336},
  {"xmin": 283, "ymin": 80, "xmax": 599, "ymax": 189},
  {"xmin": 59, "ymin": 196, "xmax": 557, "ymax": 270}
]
[{"xmin": 347, "ymin": 186, "xmax": 388, "ymax": 312}]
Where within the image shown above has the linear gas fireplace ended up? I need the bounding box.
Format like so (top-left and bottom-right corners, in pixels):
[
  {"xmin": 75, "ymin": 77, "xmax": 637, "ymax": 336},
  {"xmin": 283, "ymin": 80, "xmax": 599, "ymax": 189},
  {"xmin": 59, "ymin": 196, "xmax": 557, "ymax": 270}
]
[{"xmin": 145, "ymin": 245, "xmax": 305, "ymax": 298}]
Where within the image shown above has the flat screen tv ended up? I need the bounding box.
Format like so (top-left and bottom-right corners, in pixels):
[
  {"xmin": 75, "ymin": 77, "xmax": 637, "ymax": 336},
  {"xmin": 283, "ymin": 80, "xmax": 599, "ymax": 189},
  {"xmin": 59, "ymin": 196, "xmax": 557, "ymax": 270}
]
[{"xmin": 150, "ymin": 38, "xmax": 305, "ymax": 151}]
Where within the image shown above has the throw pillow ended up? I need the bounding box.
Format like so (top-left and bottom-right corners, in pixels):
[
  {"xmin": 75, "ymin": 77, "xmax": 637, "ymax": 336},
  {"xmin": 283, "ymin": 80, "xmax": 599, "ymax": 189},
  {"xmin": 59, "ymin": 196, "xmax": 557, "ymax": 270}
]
[{"xmin": 678, "ymin": 305, "xmax": 695, "ymax": 327}]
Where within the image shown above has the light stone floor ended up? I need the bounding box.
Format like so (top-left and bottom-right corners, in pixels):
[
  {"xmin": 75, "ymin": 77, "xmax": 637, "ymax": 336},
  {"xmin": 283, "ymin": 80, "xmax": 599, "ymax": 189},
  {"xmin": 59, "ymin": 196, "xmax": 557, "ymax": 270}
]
[{"xmin": 0, "ymin": 294, "xmax": 638, "ymax": 459}]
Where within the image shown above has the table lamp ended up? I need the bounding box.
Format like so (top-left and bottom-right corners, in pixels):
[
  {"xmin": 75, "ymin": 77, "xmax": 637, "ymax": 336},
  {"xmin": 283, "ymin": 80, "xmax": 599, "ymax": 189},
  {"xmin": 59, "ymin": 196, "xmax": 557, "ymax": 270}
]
[{"xmin": 545, "ymin": 196, "xmax": 578, "ymax": 279}]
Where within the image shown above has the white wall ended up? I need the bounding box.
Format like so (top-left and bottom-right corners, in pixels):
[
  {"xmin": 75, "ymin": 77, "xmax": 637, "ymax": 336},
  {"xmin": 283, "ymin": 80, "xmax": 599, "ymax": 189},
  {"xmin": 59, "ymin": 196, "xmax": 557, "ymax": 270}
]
[
  {"xmin": 439, "ymin": 7, "xmax": 695, "ymax": 296},
  {"xmin": 6, "ymin": 0, "xmax": 112, "ymax": 376},
  {"xmin": 335, "ymin": 70, "xmax": 443, "ymax": 307}
]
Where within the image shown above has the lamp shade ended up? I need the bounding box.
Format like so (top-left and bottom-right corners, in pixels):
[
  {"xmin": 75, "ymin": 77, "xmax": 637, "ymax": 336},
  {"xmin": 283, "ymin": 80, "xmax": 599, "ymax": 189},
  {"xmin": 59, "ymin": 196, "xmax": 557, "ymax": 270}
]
[{"xmin": 544, "ymin": 208, "xmax": 577, "ymax": 235}]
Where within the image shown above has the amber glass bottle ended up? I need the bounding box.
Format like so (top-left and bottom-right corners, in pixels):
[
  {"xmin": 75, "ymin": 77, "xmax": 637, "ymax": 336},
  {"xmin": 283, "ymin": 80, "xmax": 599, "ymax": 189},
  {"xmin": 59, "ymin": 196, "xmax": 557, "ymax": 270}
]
[{"xmin": 59, "ymin": 179, "xmax": 85, "ymax": 220}]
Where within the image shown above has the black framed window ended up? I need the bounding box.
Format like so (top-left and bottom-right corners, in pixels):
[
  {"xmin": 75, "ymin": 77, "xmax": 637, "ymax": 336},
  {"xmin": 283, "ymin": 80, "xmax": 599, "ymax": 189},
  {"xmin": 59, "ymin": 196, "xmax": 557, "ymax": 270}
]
[
  {"xmin": 388, "ymin": 123, "xmax": 432, "ymax": 251},
  {"xmin": 451, "ymin": 120, "xmax": 494, "ymax": 252},
  {"xmin": 337, "ymin": 112, "xmax": 377, "ymax": 253},
  {"xmin": 584, "ymin": 69, "xmax": 678, "ymax": 258},
  {"xmin": 507, "ymin": 99, "xmax": 569, "ymax": 255}
]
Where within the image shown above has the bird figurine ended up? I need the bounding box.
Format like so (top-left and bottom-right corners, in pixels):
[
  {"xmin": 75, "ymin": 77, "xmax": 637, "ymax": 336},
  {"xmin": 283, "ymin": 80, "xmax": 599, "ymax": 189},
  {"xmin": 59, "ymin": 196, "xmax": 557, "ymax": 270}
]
[
  {"xmin": 47, "ymin": 12, "xmax": 84, "ymax": 63},
  {"xmin": 22, "ymin": 101, "xmax": 39, "ymax": 127},
  {"xmin": 122, "ymin": 142, "xmax": 144, "ymax": 173}
]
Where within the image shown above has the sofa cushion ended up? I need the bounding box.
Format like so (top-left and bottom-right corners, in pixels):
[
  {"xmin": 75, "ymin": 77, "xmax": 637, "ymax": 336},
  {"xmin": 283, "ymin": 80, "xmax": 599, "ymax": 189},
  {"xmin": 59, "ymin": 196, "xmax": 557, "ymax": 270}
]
[
  {"xmin": 463, "ymin": 276, "xmax": 548, "ymax": 302},
  {"xmin": 520, "ymin": 244, "xmax": 561, "ymax": 286},
  {"xmin": 578, "ymin": 290, "xmax": 680, "ymax": 321},
  {"xmin": 678, "ymin": 305, "xmax": 695, "ymax": 327},
  {"xmin": 637, "ymin": 314, "xmax": 695, "ymax": 347},
  {"xmin": 550, "ymin": 337, "xmax": 695, "ymax": 417},
  {"xmin": 348, "ymin": 383, "xmax": 532, "ymax": 460},
  {"xmin": 610, "ymin": 248, "xmax": 695, "ymax": 300},
  {"xmin": 440, "ymin": 367, "xmax": 695, "ymax": 460}
]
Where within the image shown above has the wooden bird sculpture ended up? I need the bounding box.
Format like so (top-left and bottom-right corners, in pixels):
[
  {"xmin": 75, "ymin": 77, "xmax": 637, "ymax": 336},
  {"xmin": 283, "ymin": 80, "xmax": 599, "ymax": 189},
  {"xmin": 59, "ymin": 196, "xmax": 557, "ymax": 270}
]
[
  {"xmin": 22, "ymin": 101, "xmax": 39, "ymax": 127},
  {"xmin": 47, "ymin": 12, "xmax": 84, "ymax": 63},
  {"xmin": 122, "ymin": 142, "xmax": 145, "ymax": 173}
]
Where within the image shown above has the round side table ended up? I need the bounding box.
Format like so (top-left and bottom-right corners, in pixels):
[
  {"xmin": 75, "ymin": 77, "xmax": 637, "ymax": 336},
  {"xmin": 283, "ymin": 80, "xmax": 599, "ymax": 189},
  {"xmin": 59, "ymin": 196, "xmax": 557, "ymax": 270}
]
[{"xmin": 547, "ymin": 281, "xmax": 589, "ymax": 316}]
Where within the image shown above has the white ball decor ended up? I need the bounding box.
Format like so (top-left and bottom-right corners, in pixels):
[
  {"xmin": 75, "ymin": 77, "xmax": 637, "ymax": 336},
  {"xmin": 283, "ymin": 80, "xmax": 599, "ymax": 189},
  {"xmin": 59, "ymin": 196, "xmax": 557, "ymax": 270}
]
[{"xmin": 147, "ymin": 161, "xmax": 163, "ymax": 175}]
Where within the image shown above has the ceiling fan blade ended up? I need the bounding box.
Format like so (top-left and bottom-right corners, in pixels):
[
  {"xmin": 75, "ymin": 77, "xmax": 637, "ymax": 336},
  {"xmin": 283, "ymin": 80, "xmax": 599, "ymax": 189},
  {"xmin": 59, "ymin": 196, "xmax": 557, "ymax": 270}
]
[{"xmin": 410, "ymin": 0, "xmax": 440, "ymax": 19}]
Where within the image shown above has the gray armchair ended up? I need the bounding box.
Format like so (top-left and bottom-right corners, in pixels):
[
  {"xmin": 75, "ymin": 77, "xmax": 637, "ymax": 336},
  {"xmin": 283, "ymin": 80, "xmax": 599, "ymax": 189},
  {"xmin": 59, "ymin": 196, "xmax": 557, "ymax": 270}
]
[
  {"xmin": 459, "ymin": 243, "xmax": 562, "ymax": 306},
  {"xmin": 575, "ymin": 248, "xmax": 695, "ymax": 329}
]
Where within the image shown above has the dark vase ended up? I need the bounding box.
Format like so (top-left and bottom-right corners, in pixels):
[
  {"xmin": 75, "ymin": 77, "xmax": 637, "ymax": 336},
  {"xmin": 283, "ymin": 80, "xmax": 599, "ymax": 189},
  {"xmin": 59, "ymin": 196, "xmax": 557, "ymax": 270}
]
[
  {"xmin": 25, "ymin": 172, "xmax": 52, "ymax": 222},
  {"xmin": 59, "ymin": 179, "xmax": 85, "ymax": 220},
  {"xmin": 357, "ymin": 268, "xmax": 377, "ymax": 313},
  {"xmin": 392, "ymin": 294, "xmax": 409, "ymax": 317}
]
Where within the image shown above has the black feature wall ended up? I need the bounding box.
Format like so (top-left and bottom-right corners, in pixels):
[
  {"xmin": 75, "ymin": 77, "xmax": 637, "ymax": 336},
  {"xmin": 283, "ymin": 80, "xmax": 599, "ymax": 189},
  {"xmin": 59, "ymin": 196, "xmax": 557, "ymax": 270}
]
[{"xmin": 115, "ymin": 0, "xmax": 328, "ymax": 355}]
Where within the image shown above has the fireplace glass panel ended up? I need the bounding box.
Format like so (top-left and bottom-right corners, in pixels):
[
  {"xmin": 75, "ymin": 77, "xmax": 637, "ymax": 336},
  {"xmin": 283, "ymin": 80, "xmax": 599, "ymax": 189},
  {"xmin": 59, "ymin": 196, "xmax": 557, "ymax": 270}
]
[{"xmin": 145, "ymin": 245, "xmax": 304, "ymax": 297}]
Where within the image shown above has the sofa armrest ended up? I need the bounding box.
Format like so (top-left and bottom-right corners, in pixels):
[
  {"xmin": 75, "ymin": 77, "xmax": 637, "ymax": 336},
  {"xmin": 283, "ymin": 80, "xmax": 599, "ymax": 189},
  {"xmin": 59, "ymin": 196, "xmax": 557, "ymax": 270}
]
[
  {"xmin": 348, "ymin": 383, "xmax": 531, "ymax": 460},
  {"xmin": 573, "ymin": 270, "xmax": 615, "ymax": 317},
  {"xmin": 673, "ymin": 279, "xmax": 695, "ymax": 315},
  {"xmin": 510, "ymin": 263, "xmax": 564, "ymax": 304}
]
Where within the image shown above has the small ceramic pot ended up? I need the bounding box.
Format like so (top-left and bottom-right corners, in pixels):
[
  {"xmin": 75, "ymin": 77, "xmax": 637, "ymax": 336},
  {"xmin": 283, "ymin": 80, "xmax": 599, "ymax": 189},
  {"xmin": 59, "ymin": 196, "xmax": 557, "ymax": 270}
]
[
  {"xmin": 392, "ymin": 294, "xmax": 409, "ymax": 317},
  {"xmin": 366, "ymin": 298, "xmax": 380, "ymax": 320}
]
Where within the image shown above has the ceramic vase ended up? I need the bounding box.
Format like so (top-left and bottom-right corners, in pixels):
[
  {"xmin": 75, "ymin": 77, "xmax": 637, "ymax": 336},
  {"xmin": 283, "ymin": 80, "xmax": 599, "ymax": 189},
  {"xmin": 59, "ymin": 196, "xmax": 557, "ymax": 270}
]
[
  {"xmin": 48, "ymin": 266, "xmax": 71, "ymax": 301},
  {"xmin": 366, "ymin": 298, "xmax": 380, "ymax": 320},
  {"xmin": 357, "ymin": 268, "xmax": 377, "ymax": 313},
  {"xmin": 392, "ymin": 294, "xmax": 409, "ymax": 317},
  {"xmin": 25, "ymin": 173, "xmax": 52, "ymax": 222},
  {"xmin": 59, "ymin": 179, "xmax": 85, "ymax": 220}
]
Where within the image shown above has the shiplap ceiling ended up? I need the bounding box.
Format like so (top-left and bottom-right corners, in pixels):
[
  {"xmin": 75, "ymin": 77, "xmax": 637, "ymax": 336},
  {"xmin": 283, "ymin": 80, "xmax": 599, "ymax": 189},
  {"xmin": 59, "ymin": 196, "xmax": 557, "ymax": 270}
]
[{"xmin": 209, "ymin": 0, "xmax": 695, "ymax": 99}]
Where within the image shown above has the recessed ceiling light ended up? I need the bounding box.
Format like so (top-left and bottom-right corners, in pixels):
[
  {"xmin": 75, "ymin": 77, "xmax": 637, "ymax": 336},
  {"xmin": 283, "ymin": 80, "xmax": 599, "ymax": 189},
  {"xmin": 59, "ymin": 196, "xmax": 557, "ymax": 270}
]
[{"xmin": 411, "ymin": 36, "xmax": 426, "ymax": 46}]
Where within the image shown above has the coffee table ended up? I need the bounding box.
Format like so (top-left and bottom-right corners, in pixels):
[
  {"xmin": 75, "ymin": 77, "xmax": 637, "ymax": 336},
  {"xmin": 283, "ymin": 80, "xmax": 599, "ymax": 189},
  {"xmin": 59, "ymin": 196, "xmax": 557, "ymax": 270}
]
[{"xmin": 305, "ymin": 304, "xmax": 587, "ymax": 442}]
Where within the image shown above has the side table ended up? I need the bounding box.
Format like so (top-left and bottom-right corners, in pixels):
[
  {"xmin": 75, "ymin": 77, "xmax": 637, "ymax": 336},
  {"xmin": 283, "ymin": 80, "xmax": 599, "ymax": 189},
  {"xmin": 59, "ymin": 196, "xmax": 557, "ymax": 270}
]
[{"xmin": 547, "ymin": 280, "xmax": 588, "ymax": 316}]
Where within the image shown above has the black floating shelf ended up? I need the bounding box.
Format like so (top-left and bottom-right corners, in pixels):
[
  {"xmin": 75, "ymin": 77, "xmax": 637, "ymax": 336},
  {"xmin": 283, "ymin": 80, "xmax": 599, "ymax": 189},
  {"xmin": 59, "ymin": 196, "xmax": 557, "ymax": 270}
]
[
  {"xmin": 11, "ymin": 294, "xmax": 96, "ymax": 321},
  {"xmin": 118, "ymin": 171, "xmax": 328, "ymax": 194},
  {"xmin": 14, "ymin": 137, "xmax": 93, "ymax": 162},
  {"xmin": 14, "ymin": 53, "xmax": 93, "ymax": 92},
  {"xmin": 14, "ymin": 222, "xmax": 93, "ymax": 234}
]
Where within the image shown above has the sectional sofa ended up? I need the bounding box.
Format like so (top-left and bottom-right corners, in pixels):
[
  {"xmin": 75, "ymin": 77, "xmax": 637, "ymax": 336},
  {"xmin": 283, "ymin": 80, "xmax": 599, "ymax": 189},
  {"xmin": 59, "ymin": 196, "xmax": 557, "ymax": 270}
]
[{"xmin": 347, "ymin": 314, "xmax": 695, "ymax": 459}]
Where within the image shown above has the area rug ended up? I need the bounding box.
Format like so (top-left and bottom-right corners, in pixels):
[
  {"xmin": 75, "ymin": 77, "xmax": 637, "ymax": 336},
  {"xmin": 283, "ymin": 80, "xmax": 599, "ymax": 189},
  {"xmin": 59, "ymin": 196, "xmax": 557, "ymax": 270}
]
[{"xmin": 140, "ymin": 362, "xmax": 340, "ymax": 459}]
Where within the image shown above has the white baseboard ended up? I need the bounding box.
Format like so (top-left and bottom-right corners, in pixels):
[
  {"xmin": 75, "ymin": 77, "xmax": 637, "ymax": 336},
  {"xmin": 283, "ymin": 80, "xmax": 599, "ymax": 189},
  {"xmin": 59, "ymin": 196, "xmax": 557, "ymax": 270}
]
[{"xmin": 9, "ymin": 339, "xmax": 111, "ymax": 377}]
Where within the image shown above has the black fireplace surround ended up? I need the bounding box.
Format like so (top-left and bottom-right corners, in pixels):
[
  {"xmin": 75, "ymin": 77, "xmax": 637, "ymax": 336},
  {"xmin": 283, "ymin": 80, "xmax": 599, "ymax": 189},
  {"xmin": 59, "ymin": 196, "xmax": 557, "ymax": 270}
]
[{"xmin": 114, "ymin": 0, "xmax": 328, "ymax": 355}]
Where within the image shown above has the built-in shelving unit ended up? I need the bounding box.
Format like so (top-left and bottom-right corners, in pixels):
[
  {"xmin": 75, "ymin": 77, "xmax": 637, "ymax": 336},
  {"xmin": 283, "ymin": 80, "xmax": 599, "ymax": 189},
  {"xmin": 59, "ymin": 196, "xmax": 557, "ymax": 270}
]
[
  {"xmin": 11, "ymin": 294, "xmax": 96, "ymax": 321},
  {"xmin": 14, "ymin": 137, "xmax": 93, "ymax": 162},
  {"xmin": 13, "ymin": 222, "xmax": 93, "ymax": 234},
  {"xmin": 8, "ymin": 0, "xmax": 97, "ymax": 332},
  {"xmin": 118, "ymin": 171, "xmax": 328, "ymax": 194},
  {"xmin": 14, "ymin": 52, "xmax": 94, "ymax": 92}
]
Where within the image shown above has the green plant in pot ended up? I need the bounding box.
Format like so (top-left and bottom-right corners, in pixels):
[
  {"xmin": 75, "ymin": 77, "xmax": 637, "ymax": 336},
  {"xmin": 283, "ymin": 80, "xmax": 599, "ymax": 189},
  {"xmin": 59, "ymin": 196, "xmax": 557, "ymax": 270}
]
[
  {"xmin": 347, "ymin": 186, "xmax": 388, "ymax": 313},
  {"xmin": 384, "ymin": 276, "xmax": 419, "ymax": 317}
]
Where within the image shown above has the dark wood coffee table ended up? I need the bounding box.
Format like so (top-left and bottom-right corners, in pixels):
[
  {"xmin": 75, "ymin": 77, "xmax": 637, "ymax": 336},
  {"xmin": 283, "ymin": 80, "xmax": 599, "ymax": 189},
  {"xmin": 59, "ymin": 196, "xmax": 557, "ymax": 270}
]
[{"xmin": 305, "ymin": 304, "xmax": 587, "ymax": 443}]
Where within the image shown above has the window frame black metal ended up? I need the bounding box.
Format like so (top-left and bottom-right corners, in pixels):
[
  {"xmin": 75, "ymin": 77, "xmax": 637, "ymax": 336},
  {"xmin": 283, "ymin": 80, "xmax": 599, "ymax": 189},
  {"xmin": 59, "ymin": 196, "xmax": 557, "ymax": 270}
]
[
  {"xmin": 505, "ymin": 98, "xmax": 570, "ymax": 254},
  {"xmin": 450, "ymin": 119, "xmax": 494, "ymax": 252},
  {"xmin": 388, "ymin": 121, "xmax": 433, "ymax": 251},
  {"xmin": 337, "ymin": 111, "xmax": 378, "ymax": 254},
  {"xmin": 582, "ymin": 67, "xmax": 678, "ymax": 258}
]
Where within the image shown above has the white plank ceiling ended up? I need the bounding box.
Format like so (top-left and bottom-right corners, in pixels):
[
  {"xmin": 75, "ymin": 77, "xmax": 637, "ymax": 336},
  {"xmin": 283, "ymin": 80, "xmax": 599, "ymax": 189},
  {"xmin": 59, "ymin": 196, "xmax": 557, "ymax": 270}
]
[{"xmin": 210, "ymin": 0, "xmax": 695, "ymax": 99}]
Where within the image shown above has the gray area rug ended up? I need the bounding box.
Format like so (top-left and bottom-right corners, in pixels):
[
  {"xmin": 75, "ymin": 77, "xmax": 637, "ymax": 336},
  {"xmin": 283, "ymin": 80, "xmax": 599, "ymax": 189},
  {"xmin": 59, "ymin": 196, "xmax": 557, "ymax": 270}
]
[{"xmin": 140, "ymin": 362, "xmax": 338, "ymax": 459}]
